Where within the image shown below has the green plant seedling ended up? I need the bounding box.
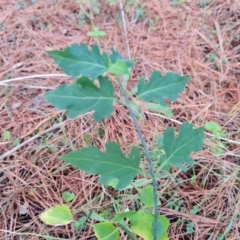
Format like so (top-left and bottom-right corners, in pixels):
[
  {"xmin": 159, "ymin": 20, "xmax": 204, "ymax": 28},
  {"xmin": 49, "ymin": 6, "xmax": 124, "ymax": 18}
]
[
  {"xmin": 74, "ymin": 216, "xmax": 87, "ymax": 230},
  {"xmin": 87, "ymin": 27, "xmax": 106, "ymax": 39},
  {"xmin": 205, "ymin": 121, "xmax": 226, "ymax": 155},
  {"xmin": 13, "ymin": 138, "xmax": 20, "ymax": 147},
  {"xmin": 0, "ymin": 22, "xmax": 4, "ymax": 30},
  {"xmin": 171, "ymin": 0, "xmax": 185, "ymax": 7},
  {"xmin": 186, "ymin": 221, "xmax": 195, "ymax": 234},
  {"xmin": 62, "ymin": 191, "xmax": 75, "ymax": 203},
  {"xmin": 205, "ymin": 121, "xmax": 225, "ymax": 138},
  {"xmin": 3, "ymin": 130, "xmax": 11, "ymax": 140},
  {"xmin": 41, "ymin": 43, "xmax": 205, "ymax": 239}
]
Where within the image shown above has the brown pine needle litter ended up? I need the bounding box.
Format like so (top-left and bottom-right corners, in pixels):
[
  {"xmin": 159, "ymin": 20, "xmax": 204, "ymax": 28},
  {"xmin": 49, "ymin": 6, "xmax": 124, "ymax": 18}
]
[{"xmin": 1, "ymin": 0, "xmax": 240, "ymax": 239}]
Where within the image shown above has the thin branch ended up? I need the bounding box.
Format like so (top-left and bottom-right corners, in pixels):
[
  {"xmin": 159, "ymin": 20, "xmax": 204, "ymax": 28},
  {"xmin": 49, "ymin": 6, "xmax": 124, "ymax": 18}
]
[
  {"xmin": 0, "ymin": 74, "xmax": 67, "ymax": 84},
  {"xmin": 0, "ymin": 83, "xmax": 54, "ymax": 89},
  {"xmin": 117, "ymin": 0, "xmax": 131, "ymax": 60}
]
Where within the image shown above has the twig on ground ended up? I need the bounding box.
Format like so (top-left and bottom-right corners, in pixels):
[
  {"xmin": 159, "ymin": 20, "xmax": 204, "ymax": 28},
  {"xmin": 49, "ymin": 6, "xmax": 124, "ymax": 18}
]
[{"xmin": 0, "ymin": 112, "xmax": 92, "ymax": 161}]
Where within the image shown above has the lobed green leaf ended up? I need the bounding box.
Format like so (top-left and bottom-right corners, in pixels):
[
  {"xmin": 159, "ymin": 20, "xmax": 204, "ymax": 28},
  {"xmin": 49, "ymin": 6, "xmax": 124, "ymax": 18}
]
[
  {"xmin": 44, "ymin": 76, "xmax": 115, "ymax": 122},
  {"xmin": 47, "ymin": 43, "xmax": 109, "ymax": 80},
  {"xmin": 59, "ymin": 142, "xmax": 141, "ymax": 190},
  {"xmin": 136, "ymin": 71, "xmax": 190, "ymax": 106},
  {"xmin": 161, "ymin": 122, "xmax": 204, "ymax": 171}
]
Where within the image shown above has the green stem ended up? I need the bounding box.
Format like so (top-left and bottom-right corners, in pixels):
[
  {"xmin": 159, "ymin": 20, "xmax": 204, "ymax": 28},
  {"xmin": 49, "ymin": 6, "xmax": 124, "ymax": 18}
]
[
  {"xmin": 75, "ymin": 211, "xmax": 92, "ymax": 240},
  {"xmin": 118, "ymin": 223, "xmax": 136, "ymax": 240},
  {"xmin": 117, "ymin": 77, "xmax": 159, "ymax": 240}
]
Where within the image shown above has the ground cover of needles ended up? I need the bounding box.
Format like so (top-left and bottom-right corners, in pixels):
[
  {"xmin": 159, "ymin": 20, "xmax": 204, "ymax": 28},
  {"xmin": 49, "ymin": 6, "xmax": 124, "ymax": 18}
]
[{"xmin": 1, "ymin": 1, "xmax": 240, "ymax": 239}]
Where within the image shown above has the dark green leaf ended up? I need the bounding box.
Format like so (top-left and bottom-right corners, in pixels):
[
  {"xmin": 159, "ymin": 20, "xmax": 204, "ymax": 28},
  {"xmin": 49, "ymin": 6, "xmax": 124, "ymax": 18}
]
[
  {"xmin": 47, "ymin": 43, "xmax": 109, "ymax": 79},
  {"xmin": 93, "ymin": 222, "xmax": 119, "ymax": 240},
  {"xmin": 44, "ymin": 76, "xmax": 115, "ymax": 122},
  {"xmin": 59, "ymin": 142, "xmax": 141, "ymax": 190},
  {"xmin": 136, "ymin": 71, "xmax": 190, "ymax": 106},
  {"xmin": 161, "ymin": 123, "xmax": 204, "ymax": 171}
]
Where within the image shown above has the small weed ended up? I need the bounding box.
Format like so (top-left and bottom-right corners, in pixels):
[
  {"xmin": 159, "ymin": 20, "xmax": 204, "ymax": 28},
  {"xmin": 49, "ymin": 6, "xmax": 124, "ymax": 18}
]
[
  {"xmin": 16, "ymin": 2, "xmax": 28, "ymax": 9},
  {"xmin": 148, "ymin": 17, "xmax": 159, "ymax": 31},
  {"xmin": 83, "ymin": 134, "xmax": 91, "ymax": 144},
  {"xmin": 13, "ymin": 138, "xmax": 20, "ymax": 147},
  {"xmin": 3, "ymin": 130, "xmax": 11, "ymax": 140},
  {"xmin": 205, "ymin": 121, "xmax": 226, "ymax": 156},
  {"xmin": 87, "ymin": 27, "xmax": 106, "ymax": 39},
  {"xmin": 206, "ymin": 54, "xmax": 227, "ymax": 70},
  {"xmin": 62, "ymin": 191, "xmax": 75, "ymax": 203},
  {"xmin": 135, "ymin": 8, "xmax": 145, "ymax": 22},
  {"xmin": 97, "ymin": 128, "xmax": 105, "ymax": 139},
  {"xmin": 186, "ymin": 221, "xmax": 195, "ymax": 234},
  {"xmin": 171, "ymin": 0, "xmax": 185, "ymax": 7},
  {"xmin": 0, "ymin": 22, "xmax": 4, "ymax": 30},
  {"xmin": 78, "ymin": 13, "xmax": 86, "ymax": 25},
  {"xmin": 198, "ymin": 0, "xmax": 211, "ymax": 7}
]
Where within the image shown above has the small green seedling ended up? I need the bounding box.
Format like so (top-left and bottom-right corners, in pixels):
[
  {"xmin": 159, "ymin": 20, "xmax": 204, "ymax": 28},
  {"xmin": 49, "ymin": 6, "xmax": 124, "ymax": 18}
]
[
  {"xmin": 62, "ymin": 191, "xmax": 75, "ymax": 203},
  {"xmin": 171, "ymin": 0, "xmax": 185, "ymax": 7},
  {"xmin": 205, "ymin": 121, "xmax": 226, "ymax": 156},
  {"xmin": 13, "ymin": 138, "xmax": 20, "ymax": 147},
  {"xmin": 87, "ymin": 27, "xmax": 106, "ymax": 39},
  {"xmin": 40, "ymin": 43, "xmax": 205, "ymax": 239},
  {"xmin": 3, "ymin": 131, "xmax": 11, "ymax": 140}
]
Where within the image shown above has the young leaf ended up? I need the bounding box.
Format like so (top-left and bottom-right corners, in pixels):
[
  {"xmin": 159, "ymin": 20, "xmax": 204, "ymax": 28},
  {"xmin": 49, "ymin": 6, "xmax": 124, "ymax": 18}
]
[
  {"xmin": 39, "ymin": 204, "xmax": 73, "ymax": 226},
  {"xmin": 93, "ymin": 222, "xmax": 119, "ymax": 240},
  {"xmin": 62, "ymin": 191, "xmax": 75, "ymax": 203},
  {"xmin": 114, "ymin": 211, "xmax": 169, "ymax": 240},
  {"xmin": 59, "ymin": 142, "xmax": 141, "ymax": 190},
  {"xmin": 86, "ymin": 211, "xmax": 107, "ymax": 222},
  {"xmin": 125, "ymin": 178, "xmax": 153, "ymax": 189},
  {"xmin": 161, "ymin": 122, "xmax": 204, "ymax": 171},
  {"xmin": 136, "ymin": 71, "xmax": 190, "ymax": 106},
  {"xmin": 139, "ymin": 185, "xmax": 160, "ymax": 207},
  {"xmin": 44, "ymin": 76, "xmax": 115, "ymax": 121},
  {"xmin": 108, "ymin": 60, "xmax": 129, "ymax": 76},
  {"xmin": 110, "ymin": 48, "xmax": 134, "ymax": 68},
  {"xmin": 145, "ymin": 102, "xmax": 173, "ymax": 118},
  {"xmin": 47, "ymin": 43, "xmax": 109, "ymax": 80},
  {"xmin": 113, "ymin": 211, "xmax": 137, "ymax": 223},
  {"xmin": 3, "ymin": 131, "xmax": 11, "ymax": 140},
  {"xmin": 74, "ymin": 216, "xmax": 87, "ymax": 230},
  {"xmin": 87, "ymin": 27, "xmax": 106, "ymax": 38},
  {"xmin": 205, "ymin": 121, "xmax": 225, "ymax": 138},
  {"xmin": 129, "ymin": 211, "xmax": 169, "ymax": 240}
]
